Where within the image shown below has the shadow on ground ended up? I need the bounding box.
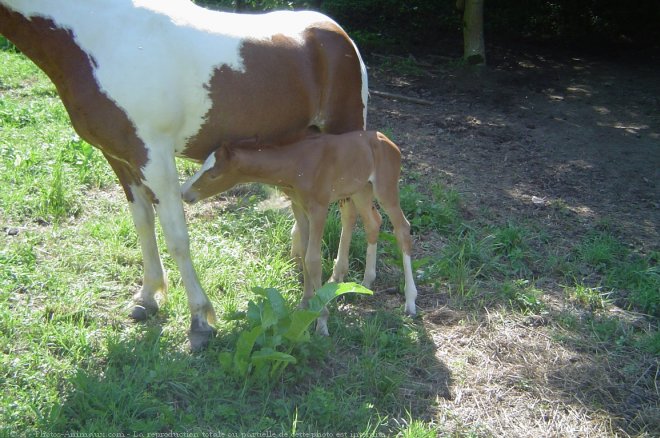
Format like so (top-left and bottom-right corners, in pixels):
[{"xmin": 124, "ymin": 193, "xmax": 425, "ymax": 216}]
[{"xmin": 43, "ymin": 307, "xmax": 452, "ymax": 434}]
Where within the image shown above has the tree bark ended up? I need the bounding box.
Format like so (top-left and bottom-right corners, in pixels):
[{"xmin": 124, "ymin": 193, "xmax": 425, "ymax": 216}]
[
  {"xmin": 234, "ymin": 0, "xmax": 246, "ymax": 12},
  {"xmin": 462, "ymin": 0, "xmax": 486, "ymax": 65}
]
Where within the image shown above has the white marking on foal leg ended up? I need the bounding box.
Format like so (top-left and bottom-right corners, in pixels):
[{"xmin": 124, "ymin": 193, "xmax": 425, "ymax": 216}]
[
  {"xmin": 351, "ymin": 193, "xmax": 381, "ymax": 289},
  {"xmin": 362, "ymin": 243, "xmax": 377, "ymax": 288},
  {"xmin": 143, "ymin": 152, "xmax": 216, "ymax": 350},
  {"xmin": 128, "ymin": 184, "xmax": 167, "ymax": 320},
  {"xmin": 316, "ymin": 306, "xmax": 330, "ymax": 337},
  {"xmin": 402, "ymin": 254, "xmax": 418, "ymax": 316}
]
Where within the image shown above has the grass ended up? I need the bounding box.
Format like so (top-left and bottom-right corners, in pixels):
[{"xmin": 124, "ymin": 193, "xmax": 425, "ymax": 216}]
[{"xmin": 1, "ymin": 49, "xmax": 658, "ymax": 436}]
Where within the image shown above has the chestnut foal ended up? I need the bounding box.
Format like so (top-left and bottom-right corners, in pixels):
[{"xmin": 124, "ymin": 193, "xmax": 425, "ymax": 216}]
[{"xmin": 182, "ymin": 131, "xmax": 417, "ymax": 334}]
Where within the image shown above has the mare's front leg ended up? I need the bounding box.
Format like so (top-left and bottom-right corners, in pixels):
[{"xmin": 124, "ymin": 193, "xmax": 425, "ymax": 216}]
[
  {"xmin": 142, "ymin": 151, "xmax": 216, "ymax": 351},
  {"xmin": 128, "ymin": 183, "xmax": 168, "ymax": 320},
  {"xmin": 104, "ymin": 154, "xmax": 167, "ymax": 321}
]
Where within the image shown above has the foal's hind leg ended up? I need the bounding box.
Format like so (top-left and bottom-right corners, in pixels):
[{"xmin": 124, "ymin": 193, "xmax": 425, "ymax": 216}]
[
  {"xmin": 351, "ymin": 188, "xmax": 382, "ymax": 289},
  {"xmin": 373, "ymin": 186, "xmax": 417, "ymax": 316}
]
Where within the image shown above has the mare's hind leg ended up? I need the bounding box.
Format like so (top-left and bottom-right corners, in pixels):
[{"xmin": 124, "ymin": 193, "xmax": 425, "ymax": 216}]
[
  {"xmin": 142, "ymin": 151, "xmax": 216, "ymax": 351},
  {"xmin": 329, "ymin": 198, "xmax": 357, "ymax": 283}
]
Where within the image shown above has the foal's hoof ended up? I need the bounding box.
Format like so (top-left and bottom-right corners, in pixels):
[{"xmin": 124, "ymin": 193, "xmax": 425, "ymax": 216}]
[
  {"xmin": 188, "ymin": 328, "xmax": 214, "ymax": 352},
  {"xmin": 315, "ymin": 319, "xmax": 330, "ymax": 337},
  {"xmin": 405, "ymin": 305, "xmax": 418, "ymax": 318},
  {"xmin": 129, "ymin": 303, "xmax": 158, "ymax": 322}
]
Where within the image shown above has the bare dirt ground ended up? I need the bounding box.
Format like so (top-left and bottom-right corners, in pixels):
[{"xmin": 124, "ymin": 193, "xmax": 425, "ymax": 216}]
[
  {"xmin": 365, "ymin": 41, "xmax": 659, "ymax": 436},
  {"xmin": 370, "ymin": 44, "xmax": 658, "ymax": 251}
]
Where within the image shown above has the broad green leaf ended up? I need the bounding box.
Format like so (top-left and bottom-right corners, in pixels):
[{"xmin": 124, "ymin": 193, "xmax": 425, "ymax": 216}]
[
  {"xmin": 307, "ymin": 282, "xmax": 373, "ymax": 312},
  {"xmin": 266, "ymin": 287, "xmax": 288, "ymax": 319},
  {"xmin": 283, "ymin": 309, "xmax": 320, "ymax": 343},
  {"xmin": 234, "ymin": 325, "xmax": 263, "ymax": 376},
  {"xmin": 251, "ymin": 348, "xmax": 297, "ymax": 365},
  {"xmin": 252, "ymin": 286, "xmax": 269, "ymax": 298},
  {"xmin": 262, "ymin": 334, "xmax": 283, "ymax": 350},
  {"xmin": 235, "ymin": 358, "xmax": 249, "ymax": 377},
  {"xmin": 260, "ymin": 301, "xmax": 277, "ymax": 330},
  {"xmin": 246, "ymin": 300, "xmax": 262, "ymax": 325}
]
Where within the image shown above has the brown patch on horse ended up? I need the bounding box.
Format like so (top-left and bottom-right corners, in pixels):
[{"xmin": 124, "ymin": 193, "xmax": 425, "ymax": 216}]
[
  {"xmin": 181, "ymin": 24, "xmax": 365, "ymax": 161},
  {"xmin": 0, "ymin": 6, "xmax": 149, "ymax": 201}
]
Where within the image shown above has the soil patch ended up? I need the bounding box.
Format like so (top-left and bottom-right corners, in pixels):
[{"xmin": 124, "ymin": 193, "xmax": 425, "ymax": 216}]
[{"xmin": 365, "ymin": 41, "xmax": 659, "ymax": 436}]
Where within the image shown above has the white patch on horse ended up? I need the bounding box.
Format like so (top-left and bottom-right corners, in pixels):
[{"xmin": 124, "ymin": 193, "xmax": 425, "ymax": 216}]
[
  {"xmin": 181, "ymin": 151, "xmax": 216, "ymax": 196},
  {"xmin": 5, "ymin": 1, "xmax": 331, "ymax": 154}
]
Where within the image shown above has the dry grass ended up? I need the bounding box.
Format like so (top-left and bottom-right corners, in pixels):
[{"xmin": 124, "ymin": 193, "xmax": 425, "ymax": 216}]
[{"xmin": 422, "ymin": 306, "xmax": 658, "ymax": 437}]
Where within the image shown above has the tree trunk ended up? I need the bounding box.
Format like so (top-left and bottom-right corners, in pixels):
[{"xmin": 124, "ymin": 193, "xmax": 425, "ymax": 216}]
[
  {"xmin": 234, "ymin": 0, "xmax": 246, "ymax": 12},
  {"xmin": 462, "ymin": 0, "xmax": 486, "ymax": 65}
]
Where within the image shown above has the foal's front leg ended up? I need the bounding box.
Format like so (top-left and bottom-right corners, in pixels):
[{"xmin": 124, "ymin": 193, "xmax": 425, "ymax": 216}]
[
  {"xmin": 290, "ymin": 204, "xmax": 312, "ymax": 305},
  {"xmin": 329, "ymin": 198, "xmax": 357, "ymax": 283},
  {"xmin": 292, "ymin": 201, "xmax": 330, "ymax": 335},
  {"xmin": 303, "ymin": 203, "xmax": 330, "ymax": 335}
]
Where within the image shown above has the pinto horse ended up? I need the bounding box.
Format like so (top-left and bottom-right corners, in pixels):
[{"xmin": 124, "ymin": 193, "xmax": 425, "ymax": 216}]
[{"xmin": 0, "ymin": 0, "xmax": 368, "ymax": 350}]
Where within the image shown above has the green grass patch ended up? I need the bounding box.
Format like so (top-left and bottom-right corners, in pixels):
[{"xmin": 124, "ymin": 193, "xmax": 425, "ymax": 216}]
[
  {"xmin": 567, "ymin": 233, "xmax": 659, "ymax": 316},
  {"xmin": 564, "ymin": 281, "xmax": 609, "ymax": 310},
  {"xmin": 398, "ymin": 182, "xmax": 461, "ymax": 235},
  {"xmin": 499, "ymin": 279, "xmax": 545, "ymax": 314},
  {"xmin": 575, "ymin": 232, "xmax": 626, "ymax": 269}
]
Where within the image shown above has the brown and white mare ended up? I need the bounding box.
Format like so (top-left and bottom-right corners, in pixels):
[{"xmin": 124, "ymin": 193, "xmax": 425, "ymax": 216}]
[{"xmin": 0, "ymin": 0, "xmax": 367, "ymax": 350}]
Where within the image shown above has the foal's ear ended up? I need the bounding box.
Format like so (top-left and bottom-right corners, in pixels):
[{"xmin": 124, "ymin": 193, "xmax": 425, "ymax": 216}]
[
  {"xmin": 217, "ymin": 143, "xmax": 233, "ymax": 162},
  {"xmin": 206, "ymin": 144, "xmax": 232, "ymax": 178}
]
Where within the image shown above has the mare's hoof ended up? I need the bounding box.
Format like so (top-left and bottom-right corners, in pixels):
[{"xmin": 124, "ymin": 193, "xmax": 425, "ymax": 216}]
[
  {"xmin": 188, "ymin": 314, "xmax": 215, "ymax": 352},
  {"xmin": 129, "ymin": 303, "xmax": 158, "ymax": 322},
  {"xmin": 188, "ymin": 328, "xmax": 214, "ymax": 352}
]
